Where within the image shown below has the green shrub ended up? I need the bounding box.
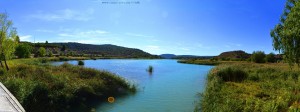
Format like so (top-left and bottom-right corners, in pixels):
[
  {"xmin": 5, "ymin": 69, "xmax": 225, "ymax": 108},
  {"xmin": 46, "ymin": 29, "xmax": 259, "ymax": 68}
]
[
  {"xmin": 252, "ymin": 51, "xmax": 266, "ymax": 63},
  {"xmin": 38, "ymin": 47, "xmax": 46, "ymax": 57},
  {"xmin": 265, "ymin": 53, "xmax": 276, "ymax": 63},
  {"xmin": 59, "ymin": 57, "xmax": 69, "ymax": 61},
  {"xmin": 48, "ymin": 51, "xmax": 53, "ymax": 57},
  {"xmin": 15, "ymin": 43, "xmax": 32, "ymax": 58},
  {"xmin": 147, "ymin": 65, "xmax": 153, "ymax": 73},
  {"xmin": 78, "ymin": 60, "xmax": 84, "ymax": 66},
  {"xmin": 217, "ymin": 67, "xmax": 247, "ymax": 82},
  {"xmin": 41, "ymin": 58, "xmax": 48, "ymax": 63}
]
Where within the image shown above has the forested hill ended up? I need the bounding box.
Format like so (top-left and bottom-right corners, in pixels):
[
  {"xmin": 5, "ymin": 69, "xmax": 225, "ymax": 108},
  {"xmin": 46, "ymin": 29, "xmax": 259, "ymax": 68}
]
[
  {"xmin": 217, "ymin": 50, "xmax": 250, "ymax": 60},
  {"xmin": 33, "ymin": 42, "xmax": 159, "ymax": 58},
  {"xmin": 53, "ymin": 42, "xmax": 159, "ymax": 58}
]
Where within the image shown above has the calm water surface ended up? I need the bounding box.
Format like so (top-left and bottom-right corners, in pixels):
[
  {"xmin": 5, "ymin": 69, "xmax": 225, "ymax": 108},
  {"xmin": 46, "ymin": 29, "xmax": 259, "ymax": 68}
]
[{"xmin": 53, "ymin": 59, "xmax": 213, "ymax": 112}]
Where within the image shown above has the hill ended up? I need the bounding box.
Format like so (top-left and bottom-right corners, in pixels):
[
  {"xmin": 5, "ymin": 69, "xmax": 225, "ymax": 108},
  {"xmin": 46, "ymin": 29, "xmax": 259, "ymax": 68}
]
[
  {"xmin": 160, "ymin": 54, "xmax": 177, "ymax": 59},
  {"xmin": 52, "ymin": 42, "xmax": 159, "ymax": 58},
  {"xmin": 23, "ymin": 42, "xmax": 159, "ymax": 58},
  {"xmin": 218, "ymin": 50, "xmax": 250, "ymax": 60},
  {"xmin": 159, "ymin": 54, "xmax": 214, "ymax": 59},
  {"xmin": 175, "ymin": 55, "xmax": 214, "ymax": 59}
]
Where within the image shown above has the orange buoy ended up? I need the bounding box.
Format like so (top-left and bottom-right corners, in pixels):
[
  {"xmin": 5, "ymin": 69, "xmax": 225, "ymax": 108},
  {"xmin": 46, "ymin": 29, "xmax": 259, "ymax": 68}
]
[{"xmin": 108, "ymin": 97, "xmax": 115, "ymax": 103}]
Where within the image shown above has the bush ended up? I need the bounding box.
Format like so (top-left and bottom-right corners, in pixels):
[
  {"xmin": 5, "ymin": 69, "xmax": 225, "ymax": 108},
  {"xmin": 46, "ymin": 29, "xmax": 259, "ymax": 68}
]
[
  {"xmin": 78, "ymin": 60, "xmax": 84, "ymax": 66},
  {"xmin": 217, "ymin": 67, "xmax": 248, "ymax": 82},
  {"xmin": 38, "ymin": 47, "xmax": 46, "ymax": 57},
  {"xmin": 265, "ymin": 53, "xmax": 276, "ymax": 63},
  {"xmin": 48, "ymin": 51, "xmax": 53, "ymax": 57},
  {"xmin": 41, "ymin": 59, "xmax": 47, "ymax": 63},
  {"xmin": 147, "ymin": 66, "xmax": 153, "ymax": 73},
  {"xmin": 15, "ymin": 43, "xmax": 32, "ymax": 58},
  {"xmin": 251, "ymin": 51, "xmax": 266, "ymax": 63}
]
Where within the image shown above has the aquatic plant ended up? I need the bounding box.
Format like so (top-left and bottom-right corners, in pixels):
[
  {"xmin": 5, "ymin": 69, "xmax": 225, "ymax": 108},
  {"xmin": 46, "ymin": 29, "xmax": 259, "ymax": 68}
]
[
  {"xmin": 78, "ymin": 60, "xmax": 84, "ymax": 65},
  {"xmin": 147, "ymin": 65, "xmax": 153, "ymax": 73}
]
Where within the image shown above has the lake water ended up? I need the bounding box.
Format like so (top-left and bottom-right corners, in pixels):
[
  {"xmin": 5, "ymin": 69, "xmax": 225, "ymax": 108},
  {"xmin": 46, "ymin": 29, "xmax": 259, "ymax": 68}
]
[{"xmin": 53, "ymin": 59, "xmax": 213, "ymax": 112}]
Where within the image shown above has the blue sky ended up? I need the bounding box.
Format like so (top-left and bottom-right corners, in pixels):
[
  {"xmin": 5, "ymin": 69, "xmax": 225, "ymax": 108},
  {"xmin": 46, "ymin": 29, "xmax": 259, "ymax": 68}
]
[{"xmin": 0, "ymin": 0, "xmax": 286, "ymax": 55}]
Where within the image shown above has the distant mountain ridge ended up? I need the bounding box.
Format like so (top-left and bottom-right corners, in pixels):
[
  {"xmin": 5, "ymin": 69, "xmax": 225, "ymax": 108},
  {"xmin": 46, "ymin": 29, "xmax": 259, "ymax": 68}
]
[
  {"xmin": 160, "ymin": 54, "xmax": 177, "ymax": 59},
  {"xmin": 159, "ymin": 54, "xmax": 214, "ymax": 59}
]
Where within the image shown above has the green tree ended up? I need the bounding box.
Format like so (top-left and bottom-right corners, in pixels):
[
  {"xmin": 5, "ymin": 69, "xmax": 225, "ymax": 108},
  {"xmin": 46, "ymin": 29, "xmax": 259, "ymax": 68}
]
[
  {"xmin": 271, "ymin": 0, "xmax": 300, "ymax": 66},
  {"xmin": 48, "ymin": 51, "xmax": 53, "ymax": 57},
  {"xmin": 45, "ymin": 40, "xmax": 48, "ymax": 44},
  {"xmin": 38, "ymin": 47, "xmax": 46, "ymax": 57},
  {"xmin": 0, "ymin": 13, "xmax": 18, "ymax": 70},
  {"xmin": 251, "ymin": 51, "xmax": 266, "ymax": 63},
  {"xmin": 15, "ymin": 43, "xmax": 32, "ymax": 58},
  {"xmin": 16, "ymin": 35, "xmax": 20, "ymax": 43},
  {"xmin": 265, "ymin": 53, "xmax": 276, "ymax": 63}
]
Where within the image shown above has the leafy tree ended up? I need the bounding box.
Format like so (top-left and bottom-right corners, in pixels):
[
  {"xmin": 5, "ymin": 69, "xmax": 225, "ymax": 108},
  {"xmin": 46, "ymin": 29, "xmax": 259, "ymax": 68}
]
[
  {"xmin": 68, "ymin": 51, "xmax": 75, "ymax": 56},
  {"xmin": 45, "ymin": 40, "xmax": 48, "ymax": 44},
  {"xmin": 16, "ymin": 35, "xmax": 20, "ymax": 43},
  {"xmin": 38, "ymin": 47, "xmax": 46, "ymax": 57},
  {"xmin": 15, "ymin": 43, "xmax": 32, "ymax": 58},
  {"xmin": 271, "ymin": 0, "xmax": 300, "ymax": 65},
  {"xmin": 251, "ymin": 51, "xmax": 266, "ymax": 63},
  {"xmin": 0, "ymin": 13, "xmax": 18, "ymax": 70},
  {"xmin": 48, "ymin": 51, "xmax": 53, "ymax": 57},
  {"xmin": 265, "ymin": 53, "xmax": 276, "ymax": 63}
]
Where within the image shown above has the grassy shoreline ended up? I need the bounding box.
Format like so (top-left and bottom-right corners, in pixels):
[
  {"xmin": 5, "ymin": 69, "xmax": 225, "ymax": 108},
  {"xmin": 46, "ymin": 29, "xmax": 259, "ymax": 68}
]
[
  {"xmin": 1, "ymin": 58, "xmax": 136, "ymax": 112},
  {"xmin": 180, "ymin": 60, "xmax": 300, "ymax": 111}
]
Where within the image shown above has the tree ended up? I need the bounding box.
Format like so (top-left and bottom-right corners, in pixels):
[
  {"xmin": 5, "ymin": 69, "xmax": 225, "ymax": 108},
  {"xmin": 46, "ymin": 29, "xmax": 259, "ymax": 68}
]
[
  {"xmin": 15, "ymin": 43, "xmax": 32, "ymax": 58},
  {"xmin": 45, "ymin": 40, "xmax": 48, "ymax": 44},
  {"xmin": 61, "ymin": 45, "xmax": 66, "ymax": 51},
  {"xmin": 251, "ymin": 51, "xmax": 266, "ymax": 63},
  {"xmin": 38, "ymin": 47, "xmax": 46, "ymax": 57},
  {"xmin": 48, "ymin": 51, "xmax": 53, "ymax": 57},
  {"xmin": 265, "ymin": 53, "xmax": 276, "ymax": 63},
  {"xmin": 16, "ymin": 35, "xmax": 20, "ymax": 43},
  {"xmin": 271, "ymin": 0, "xmax": 300, "ymax": 66},
  {"xmin": 0, "ymin": 13, "xmax": 18, "ymax": 70}
]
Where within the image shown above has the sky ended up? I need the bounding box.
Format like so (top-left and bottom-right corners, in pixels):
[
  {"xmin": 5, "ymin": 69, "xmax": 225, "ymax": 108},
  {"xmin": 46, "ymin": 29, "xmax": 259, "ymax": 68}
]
[{"xmin": 0, "ymin": 0, "xmax": 286, "ymax": 55}]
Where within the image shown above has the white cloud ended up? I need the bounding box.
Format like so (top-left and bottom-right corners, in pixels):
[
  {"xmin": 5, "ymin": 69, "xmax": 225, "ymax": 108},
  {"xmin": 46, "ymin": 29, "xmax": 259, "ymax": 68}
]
[
  {"xmin": 29, "ymin": 9, "xmax": 94, "ymax": 21},
  {"xmin": 19, "ymin": 35, "xmax": 32, "ymax": 41},
  {"xmin": 58, "ymin": 30, "xmax": 109, "ymax": 38},
  {"xmin": 125, "ymin": 33, "xmax": 154, "ymax": 38},
  {"xmin": 35, "ymin": 29, "xmax": 54, "ymax": 33},
  {"xmin": 56, "ymin": 29, "xmax": 123, "ymax": 44}
]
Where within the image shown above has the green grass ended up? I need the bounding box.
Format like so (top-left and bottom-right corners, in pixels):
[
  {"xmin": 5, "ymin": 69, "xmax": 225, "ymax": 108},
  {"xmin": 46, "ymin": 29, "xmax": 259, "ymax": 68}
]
[
  {"xmin": 195, "ymin": 62, "xmax": 300, "ymax": 112},
  {"xmin": 1, "ymin": 58, "xmax": 136, "ymax": 112}
]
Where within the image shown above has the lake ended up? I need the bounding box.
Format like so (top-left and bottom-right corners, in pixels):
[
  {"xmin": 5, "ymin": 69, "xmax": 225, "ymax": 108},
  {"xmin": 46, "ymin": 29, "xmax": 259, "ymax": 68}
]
[{"xmin": 53, "ymin": 59, "xmax": 213, "ymax": 112}]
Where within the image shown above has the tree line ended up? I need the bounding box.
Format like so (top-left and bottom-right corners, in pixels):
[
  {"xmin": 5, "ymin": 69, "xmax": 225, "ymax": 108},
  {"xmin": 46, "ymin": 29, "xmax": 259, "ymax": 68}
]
[{"xmin": 0, "ymin": 13, "xmax": 18, "ymax": 70}]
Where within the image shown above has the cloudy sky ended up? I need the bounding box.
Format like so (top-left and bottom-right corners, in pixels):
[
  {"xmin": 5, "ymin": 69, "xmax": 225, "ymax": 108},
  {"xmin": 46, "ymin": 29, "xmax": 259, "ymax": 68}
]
[{"xmin": 1, "ymin": 0, "xmax": 286, "ymax": 55}]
